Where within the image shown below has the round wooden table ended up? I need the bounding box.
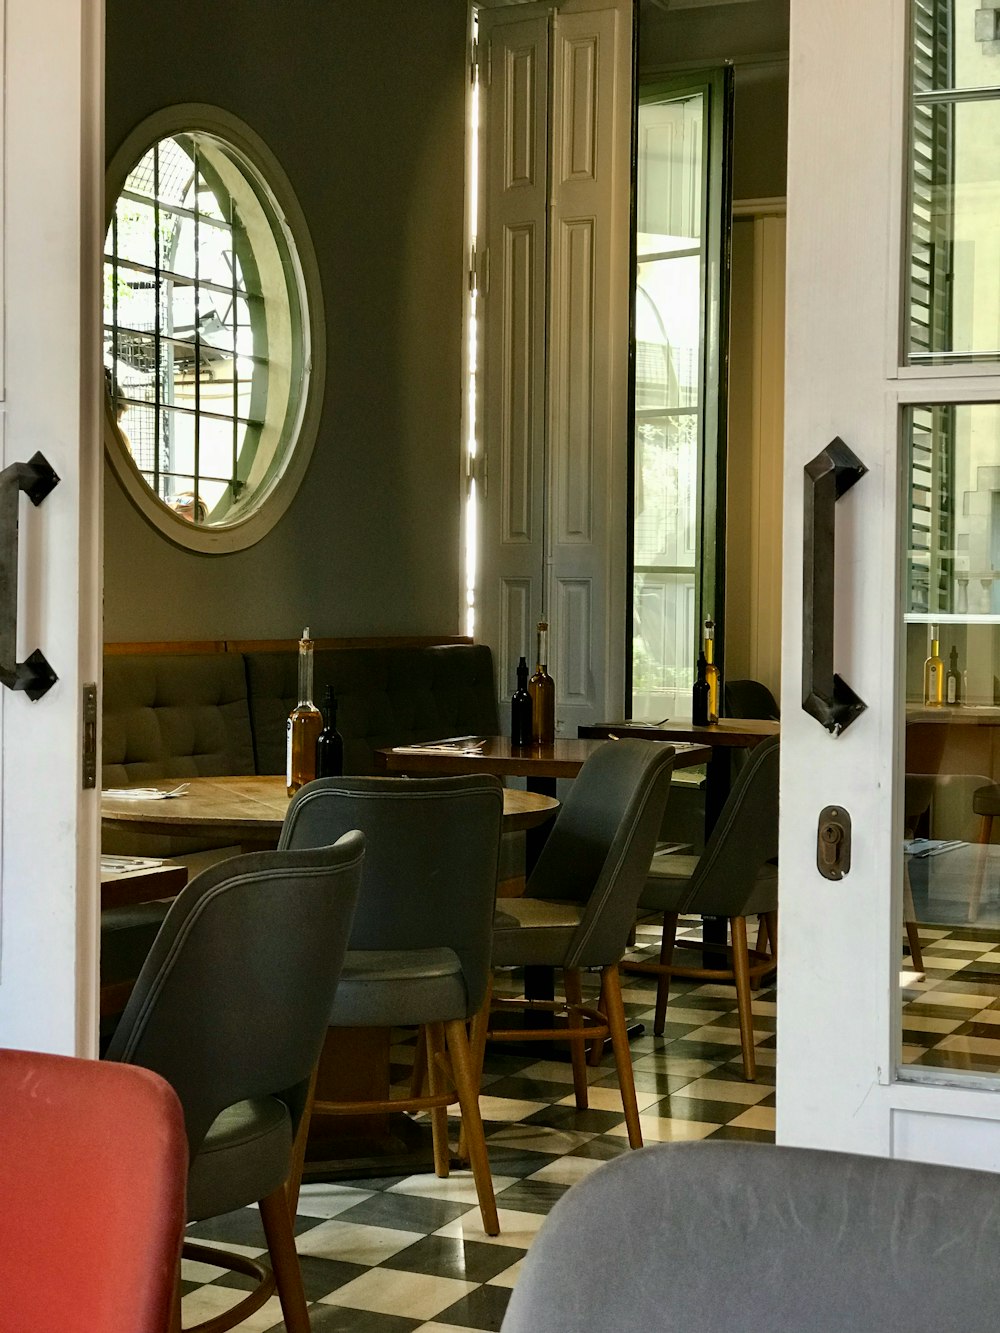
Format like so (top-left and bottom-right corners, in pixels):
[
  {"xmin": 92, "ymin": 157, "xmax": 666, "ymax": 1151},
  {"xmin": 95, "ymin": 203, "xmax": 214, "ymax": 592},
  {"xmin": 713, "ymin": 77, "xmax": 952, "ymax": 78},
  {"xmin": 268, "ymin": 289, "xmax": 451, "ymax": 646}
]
[{"xmin": 102, "ymin": 774, "xmax": 559, "ymax": 846}]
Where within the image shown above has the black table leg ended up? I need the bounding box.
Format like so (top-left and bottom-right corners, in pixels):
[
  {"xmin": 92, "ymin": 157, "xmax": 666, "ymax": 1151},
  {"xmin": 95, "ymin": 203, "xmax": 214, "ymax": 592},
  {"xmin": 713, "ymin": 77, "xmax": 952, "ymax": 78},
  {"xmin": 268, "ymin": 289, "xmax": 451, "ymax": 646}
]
[{"xmin": 702, "ymin": 751, "xmax": 732, "ymax": 965}]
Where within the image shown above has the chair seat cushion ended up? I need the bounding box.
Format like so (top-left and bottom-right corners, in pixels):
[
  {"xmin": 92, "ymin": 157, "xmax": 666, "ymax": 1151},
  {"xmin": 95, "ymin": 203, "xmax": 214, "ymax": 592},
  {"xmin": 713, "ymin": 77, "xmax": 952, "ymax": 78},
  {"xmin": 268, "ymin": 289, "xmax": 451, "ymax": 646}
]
[
  {"xmin": 492, "ymin": 898, "xmax": 585, "ymax": 969},
  {"xmin": 186, "ymin": 1096, "xmax": 292, "ymax": 1222},
  {"xmin": 330, "ymin": 947, "xmax": 470, "ymax": 1027}
]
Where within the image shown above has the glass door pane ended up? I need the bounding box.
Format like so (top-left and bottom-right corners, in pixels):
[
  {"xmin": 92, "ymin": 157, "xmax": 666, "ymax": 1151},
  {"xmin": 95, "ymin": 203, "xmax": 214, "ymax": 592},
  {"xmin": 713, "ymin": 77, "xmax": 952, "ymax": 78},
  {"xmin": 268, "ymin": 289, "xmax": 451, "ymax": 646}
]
[
  {"xmin": 907, "ymin": 0, "xmax": 1000, "ymax": 363},
  {"xmin": 899, "ymin": 3, "xmax": 1000, "ymax": 1083},
  {"xmin": 901, "ymin": 404, "xmax": 1000, "ymax": 1078},
  {"xmin": 630, "ymin": 72, "xmax": 731, "ymax": 721}
]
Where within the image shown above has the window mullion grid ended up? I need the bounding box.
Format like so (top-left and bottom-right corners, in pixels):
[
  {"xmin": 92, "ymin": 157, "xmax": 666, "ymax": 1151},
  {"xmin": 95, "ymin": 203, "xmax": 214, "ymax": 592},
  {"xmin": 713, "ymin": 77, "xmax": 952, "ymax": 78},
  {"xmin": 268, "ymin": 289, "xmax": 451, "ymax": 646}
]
[
  {"xmin": 193, "ymin": 142, "xmax": 201, "ymax": 517},
  {"xmin": 231, "ymin": 199, "xmax": 239, "ymax": 497},
  {"xmin": 153, "ymin": 144, "xmax": 162, "ymax": 496},
  {"xmin": 111, "ymin": 210, "xmax": 119, "ymax": 401}
]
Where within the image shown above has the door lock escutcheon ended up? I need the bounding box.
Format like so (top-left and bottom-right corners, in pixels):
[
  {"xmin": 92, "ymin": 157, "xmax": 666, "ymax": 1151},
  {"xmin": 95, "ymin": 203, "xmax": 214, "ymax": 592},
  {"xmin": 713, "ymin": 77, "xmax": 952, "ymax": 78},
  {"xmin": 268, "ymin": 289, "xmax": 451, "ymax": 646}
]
[{"xmin": 817, "ymin": 805, "xmax": 851, "ymax": 880}]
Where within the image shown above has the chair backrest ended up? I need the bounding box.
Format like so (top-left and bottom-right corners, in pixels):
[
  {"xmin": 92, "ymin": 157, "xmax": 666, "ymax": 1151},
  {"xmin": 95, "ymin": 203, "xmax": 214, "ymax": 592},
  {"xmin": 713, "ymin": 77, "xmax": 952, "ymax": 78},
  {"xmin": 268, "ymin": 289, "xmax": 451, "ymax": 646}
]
[
  {"xmin": 527, "ymin": 739, "xmax": 677, "ymax": 968},
  {"xmin": 105, "ymin": 833, "xmax": 364, "ymax": 1154},
  {"xmin": 679, "ymin": 736, "xmax": 778, "ymax": 917},
  {"xmin": 0, "ymin": 1047, "xmax": 186, "ymax": 1333},
  {"xmin": 724, "ymin": 677, "xmax": 780, "ymax": 720},
  {"xmin": 501, "ymin": 1141, "xmax": 1000, "ymax": 1332},
  {"xmin": 279, "ymin": 775, "xmax": 504, "ymax": 1015}
]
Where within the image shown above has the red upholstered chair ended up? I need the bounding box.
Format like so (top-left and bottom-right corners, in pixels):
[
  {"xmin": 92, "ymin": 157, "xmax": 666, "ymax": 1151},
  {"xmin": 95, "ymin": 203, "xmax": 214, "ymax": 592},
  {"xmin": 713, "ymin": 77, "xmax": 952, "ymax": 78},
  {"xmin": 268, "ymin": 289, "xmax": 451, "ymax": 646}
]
[{"xmin": 0, "ymin": 1046, "xmax": 187, "ymax": 1333}]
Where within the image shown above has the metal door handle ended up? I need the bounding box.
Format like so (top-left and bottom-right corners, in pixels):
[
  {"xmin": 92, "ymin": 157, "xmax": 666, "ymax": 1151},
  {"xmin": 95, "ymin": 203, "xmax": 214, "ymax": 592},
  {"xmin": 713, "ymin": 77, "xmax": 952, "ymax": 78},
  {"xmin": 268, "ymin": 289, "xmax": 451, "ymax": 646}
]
[
  {"xmin": 0, "ymin": 452, "xmax": 59, "ymax": 700},
  {"xmin": 802, "ymin": 437, "xmax": 867, "ymax": 736}
]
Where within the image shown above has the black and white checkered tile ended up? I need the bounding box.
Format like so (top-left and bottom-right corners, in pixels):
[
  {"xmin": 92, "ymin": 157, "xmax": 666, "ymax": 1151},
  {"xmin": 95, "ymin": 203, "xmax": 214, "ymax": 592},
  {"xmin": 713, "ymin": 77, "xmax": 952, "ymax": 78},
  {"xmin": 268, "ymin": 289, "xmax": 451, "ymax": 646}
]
[
  {"xmin": 179, "ymin": 915, "xmax": 779, "ymax": 1332},
  {"xmin": 902, "ymin": 923, "xmax": 1000, "ymax": 1076}
]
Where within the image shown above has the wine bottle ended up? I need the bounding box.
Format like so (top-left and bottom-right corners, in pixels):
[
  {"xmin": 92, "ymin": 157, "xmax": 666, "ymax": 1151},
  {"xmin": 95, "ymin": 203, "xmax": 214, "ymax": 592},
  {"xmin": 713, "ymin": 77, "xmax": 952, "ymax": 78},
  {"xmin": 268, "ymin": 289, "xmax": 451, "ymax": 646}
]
[
  {"xmin": 923, "ymin": 625, "xmax": 944, "ymax": 707},
  {"xmin": 692, "ymin": 652, "xmax": 710, "ymax": 726},
  {"xmin": 946, "ymin": 646, "xmax": 960, "ymax": 706},
  {"xmin": 528, "ymin": 621, "xmax": 555, "ymax": 744},
  {"xmin": 703, "ymin": 618, "xmax": 720, "ymax": 724},
  {"xmin": 286, "ymin": 627, "xmax": 323, "ymax": 794},
  {"xmin": 316, "ymin": 684, "xmax": 344, "ymax": 777},
  {"xmin": 511, "ymin": 655, "xmax": 533, "ymax": 748}
]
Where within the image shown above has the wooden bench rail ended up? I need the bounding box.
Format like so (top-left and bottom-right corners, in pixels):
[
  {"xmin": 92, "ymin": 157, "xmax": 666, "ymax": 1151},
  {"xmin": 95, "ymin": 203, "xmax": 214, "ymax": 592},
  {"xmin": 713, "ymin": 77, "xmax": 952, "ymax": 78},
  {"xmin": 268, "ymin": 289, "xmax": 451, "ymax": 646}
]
[{"xmin": 104, "ymin": 636, "xmax": 474, "ymax": 656}]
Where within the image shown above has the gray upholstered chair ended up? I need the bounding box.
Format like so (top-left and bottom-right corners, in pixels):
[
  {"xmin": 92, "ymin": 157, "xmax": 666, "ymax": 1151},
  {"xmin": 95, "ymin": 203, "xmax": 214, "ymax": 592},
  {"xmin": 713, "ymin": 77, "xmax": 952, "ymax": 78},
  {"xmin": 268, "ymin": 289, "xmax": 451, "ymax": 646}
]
[
  {"xmin": 628, "ymin": 735, "xmax": 779, "ymax": 1080},
  {"xmin": 279, "ymin": 774, "xmax": 505, "ymax": 1235},
  {"xmin": 724, "ymin": 677, "xmax": 780, "ymax": 720},
  {"xmin": 500, "ymin": 1141, "xmax": 1000, "ymax": 1332},
  {"xmin": 105, "ymin": 834, "xmax": 364, "ymax": 1333},
  {"xmin": 489, "ymin": 739, "xmax": 679, "ymax": 1150}
]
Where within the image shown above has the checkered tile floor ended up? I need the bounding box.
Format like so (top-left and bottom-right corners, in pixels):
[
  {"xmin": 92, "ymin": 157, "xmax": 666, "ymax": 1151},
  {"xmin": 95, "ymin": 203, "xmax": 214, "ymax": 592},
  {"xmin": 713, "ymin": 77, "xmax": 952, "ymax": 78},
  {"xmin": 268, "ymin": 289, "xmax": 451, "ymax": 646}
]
[
  {"xmin": 901, "ymin": 923, "xmax": 1000, "ymax": 1075},
  {"xmin": 179, "ymin": 916, "xmax": 777, "ymax": 1332}
]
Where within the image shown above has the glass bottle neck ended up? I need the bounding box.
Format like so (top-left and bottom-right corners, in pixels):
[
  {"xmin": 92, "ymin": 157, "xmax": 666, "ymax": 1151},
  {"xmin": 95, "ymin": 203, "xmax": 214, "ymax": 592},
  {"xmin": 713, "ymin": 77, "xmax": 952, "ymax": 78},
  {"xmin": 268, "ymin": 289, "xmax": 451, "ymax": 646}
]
[
  {"xmin": 535, "ymin": 629, "xmax": 548, "ymax": 671},
  {"xmin": 297, "ymin": 643, "xmax": 315, "ymax": 705}
]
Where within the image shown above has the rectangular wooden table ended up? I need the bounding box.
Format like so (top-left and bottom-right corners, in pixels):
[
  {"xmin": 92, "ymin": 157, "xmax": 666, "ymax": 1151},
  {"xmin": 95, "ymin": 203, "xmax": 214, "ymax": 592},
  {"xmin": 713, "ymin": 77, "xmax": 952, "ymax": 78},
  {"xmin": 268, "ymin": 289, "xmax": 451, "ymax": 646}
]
[
  {"xmin": 100, "ymin": 858, "xmax": 188, "ymax": 910},
  {"xmin": 377, "ymin": 735, "xmax": 713, "ymax": 794},
  {"xmin": 579, "ymin": 719, "xmax": 778, "ymax": 828}
]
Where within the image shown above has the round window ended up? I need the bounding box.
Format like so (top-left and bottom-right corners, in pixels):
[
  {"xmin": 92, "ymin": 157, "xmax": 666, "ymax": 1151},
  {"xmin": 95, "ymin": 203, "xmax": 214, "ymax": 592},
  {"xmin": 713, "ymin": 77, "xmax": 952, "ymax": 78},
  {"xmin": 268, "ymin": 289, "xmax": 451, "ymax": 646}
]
[{"xmin": 103, "ymin": 106, "xmax": 324, "ymax": 553}]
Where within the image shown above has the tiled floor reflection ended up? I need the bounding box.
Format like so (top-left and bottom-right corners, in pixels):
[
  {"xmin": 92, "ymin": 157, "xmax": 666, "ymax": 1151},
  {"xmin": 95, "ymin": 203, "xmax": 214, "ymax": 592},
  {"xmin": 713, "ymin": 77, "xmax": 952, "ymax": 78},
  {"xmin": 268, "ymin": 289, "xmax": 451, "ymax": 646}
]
[
  {"xmin": 902, "ymin": 923, "xmax": 1000, "ymax": 1075},
  {"xmin": 181, "ymin": 916, "xmax": 777, "ymax": 1332}
]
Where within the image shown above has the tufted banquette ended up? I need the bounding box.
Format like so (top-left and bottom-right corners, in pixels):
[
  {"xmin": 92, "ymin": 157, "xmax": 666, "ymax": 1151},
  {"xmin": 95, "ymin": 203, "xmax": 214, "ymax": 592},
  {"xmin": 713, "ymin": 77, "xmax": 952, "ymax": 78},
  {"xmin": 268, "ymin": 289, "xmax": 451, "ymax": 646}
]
[{"xmin": 102, "ymin": 638, "xmax": 500, "ymax": 789}]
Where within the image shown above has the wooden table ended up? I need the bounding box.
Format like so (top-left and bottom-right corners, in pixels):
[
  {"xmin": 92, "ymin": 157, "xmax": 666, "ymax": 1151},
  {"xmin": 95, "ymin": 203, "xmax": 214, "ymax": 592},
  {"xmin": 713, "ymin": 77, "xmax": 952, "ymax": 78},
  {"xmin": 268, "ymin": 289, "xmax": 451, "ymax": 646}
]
[
  {"xmin": 377, "ymin": 735, "xmax": 713, "ymax": 796},
  {"xmin": 100, "ymin": 859, "xmax": 187, "ymax": 910},
  {"xmin": 102, "ymin": 775, "xmax": 558, "ymax": 846},
  {"xmin": 578, "ymin": 719, "xmax": 778, "ymax": 827}
]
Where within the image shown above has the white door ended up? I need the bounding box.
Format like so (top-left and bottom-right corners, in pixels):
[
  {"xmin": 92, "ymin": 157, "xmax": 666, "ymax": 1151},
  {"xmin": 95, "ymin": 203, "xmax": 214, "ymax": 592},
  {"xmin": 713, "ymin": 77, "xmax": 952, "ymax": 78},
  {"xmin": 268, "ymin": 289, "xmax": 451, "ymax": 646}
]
[
  {"xmin": 476, "ymin": 0, "xmax": 633, "ymax": 732},
  {"xmin": 779, "ymin": 0, "xmax": 1000, "ymax": 1164},
  {"xmin": 0, "ymin": 2, "xmax": 103, "ymax": 1055}
]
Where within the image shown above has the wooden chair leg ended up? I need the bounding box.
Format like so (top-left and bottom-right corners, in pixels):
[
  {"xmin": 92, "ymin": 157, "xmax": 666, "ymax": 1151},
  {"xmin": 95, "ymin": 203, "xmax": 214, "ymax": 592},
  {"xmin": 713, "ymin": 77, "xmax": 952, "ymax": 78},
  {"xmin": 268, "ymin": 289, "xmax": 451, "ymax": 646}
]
[
  {"xmin": 730, "ymin": 916, "xmax": 757, "ymax": 1082},
  {"xmin": 563, "ymin": 968, "xmax": 590, "ymax": 1110},
  {"xmin": 409, "ymin": 1025, "xmax": 428, "ymax": 1099},
  {"xmin": 764, "ymin": 910, "xmax": 778, "ymax": 967},
  {"xmin": 968, "ymin": 814, "xmax": 994, "ymax": 923},
  {"xmin": 444, "ymin": 1017, "xmax": 499, "ymax": 1236},
  {"xmin": 424, "ymin": 1021, "xmax": 451, "ymax": 1178},
  {"xmin": 902, "ymin": 866, "xmax": 924, "ymax": 971},
  {"xmin": 751, "ymin": 916, "xmax": 768, "ymax": 990},
  {"xmin": 458, "ymin": 979, "xmax": 493, "ymax": 1163},
  {"xmin": 259, "ymin": 1185, "xmax": 311, "ymax": 1333},
  {"xmin": 170, "ymin": 1264, "xmax": 182, "ymax": 1333},
  {"xmin": 285, "ymin": 1061, "xmax": 318, "ymax": 1223},
  {"xmin": 654, "ymin": 912, "xmax": 679, "ymax": 1036},
  {"xmin": 588, "ymin": 970, "xmax": 608, "ymax": 1066},
  {"xmin": 601, "ymin": 965, "xmax": 643, "ymax": 1149}
]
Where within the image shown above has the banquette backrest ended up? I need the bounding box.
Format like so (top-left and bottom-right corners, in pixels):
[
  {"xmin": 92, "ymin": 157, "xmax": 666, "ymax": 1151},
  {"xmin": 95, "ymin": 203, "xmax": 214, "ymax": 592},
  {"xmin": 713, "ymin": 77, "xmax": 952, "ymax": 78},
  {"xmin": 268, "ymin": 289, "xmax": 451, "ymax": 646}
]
[
  {"xmin": 102, "ymin": 640, "xmax": 500, "ymax": 788},
  {"xmin": 102, "ymin": 652, "xmax": 256, "ymax": 788},
  {"xmin": 244, "ymin": 644, "xmax": 500, "ymax": 776}
]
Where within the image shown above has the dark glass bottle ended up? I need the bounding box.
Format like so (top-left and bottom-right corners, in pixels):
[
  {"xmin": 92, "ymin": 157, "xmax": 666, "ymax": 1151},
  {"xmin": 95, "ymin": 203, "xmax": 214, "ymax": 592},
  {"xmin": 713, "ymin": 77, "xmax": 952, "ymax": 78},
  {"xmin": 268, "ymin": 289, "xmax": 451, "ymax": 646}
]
[
  {"xmin": 946, "ymin": 646, "xmax": 960, "ymax": 705},
  {"xmin": 692, "ymin": 653, "xmax": 710, "ymax": 727},
  {"xmin": 528, "ymin": 621, "xmax": 556, "ymax": 744},
  {"xmin": 511, "ymin": 656, "xmax": 533, "ymax": 747},
  {"xmin": 315, "ymin": 685, "xmax": 344, "ymax": 778}
]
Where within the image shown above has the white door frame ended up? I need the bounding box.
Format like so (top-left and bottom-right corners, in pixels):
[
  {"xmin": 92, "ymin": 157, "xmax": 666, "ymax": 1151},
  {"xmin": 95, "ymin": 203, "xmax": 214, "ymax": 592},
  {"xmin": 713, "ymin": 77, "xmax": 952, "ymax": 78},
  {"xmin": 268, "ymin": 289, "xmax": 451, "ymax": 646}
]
[
  {"xmin": 0, "ymin": 0, "xmax": 103, "ymax": 1055},
  {"xmin": 778, "ymin": 0, "xmax": 1000, "ymax": 1164}
]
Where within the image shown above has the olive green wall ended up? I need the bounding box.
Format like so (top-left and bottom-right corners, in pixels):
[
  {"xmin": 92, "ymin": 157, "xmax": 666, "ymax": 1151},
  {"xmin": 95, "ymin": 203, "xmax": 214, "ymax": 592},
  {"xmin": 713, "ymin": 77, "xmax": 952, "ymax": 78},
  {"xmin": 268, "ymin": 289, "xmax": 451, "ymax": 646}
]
[{"xmin": 104, "ymin": 0, "xmax": 469, "ymax": 641}]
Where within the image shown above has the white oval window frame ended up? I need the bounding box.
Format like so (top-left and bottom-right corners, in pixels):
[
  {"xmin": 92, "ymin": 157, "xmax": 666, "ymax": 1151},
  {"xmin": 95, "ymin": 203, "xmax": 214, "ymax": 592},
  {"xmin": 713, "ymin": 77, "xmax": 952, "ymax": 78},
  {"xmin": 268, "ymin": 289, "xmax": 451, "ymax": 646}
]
[{"xmin": 103, "ymin": 104, "xmax": 326, "ymax": 554}]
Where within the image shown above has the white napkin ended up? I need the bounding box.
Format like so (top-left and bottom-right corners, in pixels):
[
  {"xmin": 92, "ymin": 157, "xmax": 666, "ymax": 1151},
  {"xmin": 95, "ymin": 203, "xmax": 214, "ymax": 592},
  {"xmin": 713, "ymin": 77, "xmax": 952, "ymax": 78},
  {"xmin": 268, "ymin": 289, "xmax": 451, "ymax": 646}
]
[{"xmin": 102, "ymin": 784, "xmax": 189, "ymax": 800}]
